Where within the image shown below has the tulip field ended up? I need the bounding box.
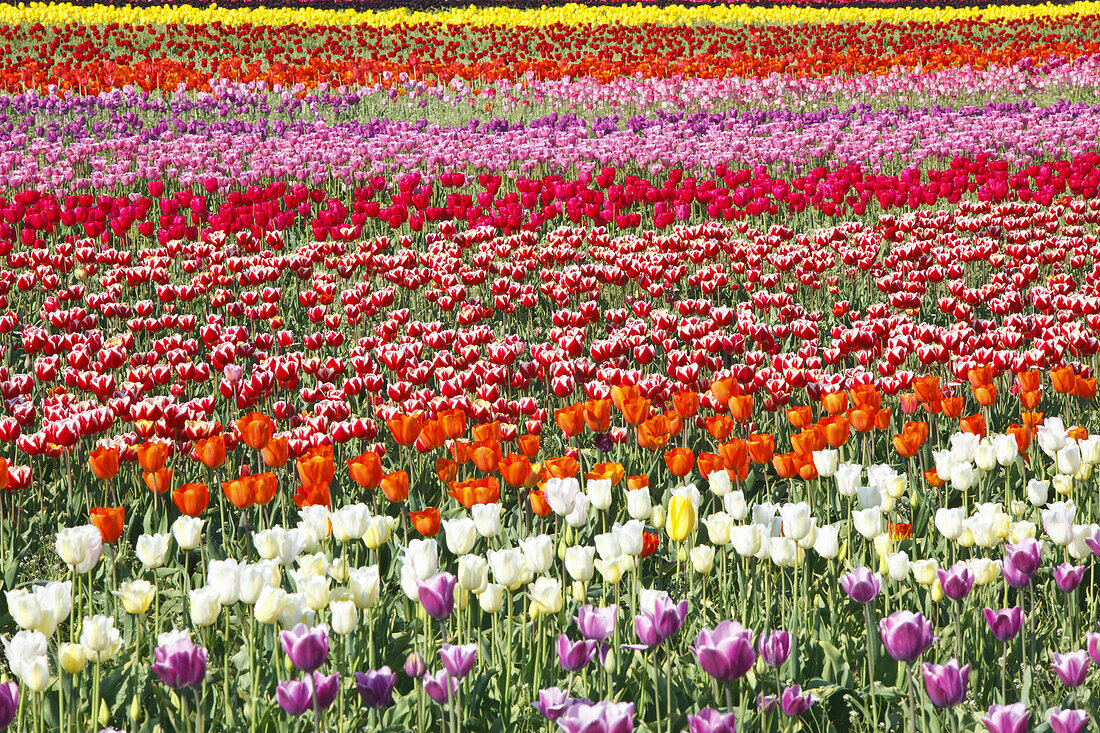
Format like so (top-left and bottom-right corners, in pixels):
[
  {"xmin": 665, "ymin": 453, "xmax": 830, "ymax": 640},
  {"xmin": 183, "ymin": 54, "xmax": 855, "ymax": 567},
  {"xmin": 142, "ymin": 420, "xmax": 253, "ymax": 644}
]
[{"xmin": 5, "ymin": 2, "xmax": 1100, "ymax": 733}]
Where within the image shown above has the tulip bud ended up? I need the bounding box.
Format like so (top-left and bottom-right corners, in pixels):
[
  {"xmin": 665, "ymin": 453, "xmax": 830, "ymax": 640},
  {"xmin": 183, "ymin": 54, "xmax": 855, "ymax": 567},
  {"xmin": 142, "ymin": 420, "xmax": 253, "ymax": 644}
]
[
  {"xmin": 602, "ymin": 647, "xmax": 617, "ymax": 674},
  {"xmin": 649, "ymin": 505, "xmax": 665, "ymax": 530},
  {"xmin": 931, "ymin": 577, "xmax": 944, "ymax": 602},
  {"xmin": 129, "ymin": 695, "xmax": 142, "ymax": 723},
  {"xmin": 59, "ymin": 643, "xmax": 87, "ymax": 675},
  {"xmin": 571, "ymin": 581, "xmax": 586, "ymax": 604}
]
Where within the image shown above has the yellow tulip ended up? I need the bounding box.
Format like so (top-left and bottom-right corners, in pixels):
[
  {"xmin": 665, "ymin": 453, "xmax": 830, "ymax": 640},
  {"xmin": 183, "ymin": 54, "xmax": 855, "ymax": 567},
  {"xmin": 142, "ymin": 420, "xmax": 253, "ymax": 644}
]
[{"xmin": 666, "ymin": 495, "xmax": 696, "ymax": 543}]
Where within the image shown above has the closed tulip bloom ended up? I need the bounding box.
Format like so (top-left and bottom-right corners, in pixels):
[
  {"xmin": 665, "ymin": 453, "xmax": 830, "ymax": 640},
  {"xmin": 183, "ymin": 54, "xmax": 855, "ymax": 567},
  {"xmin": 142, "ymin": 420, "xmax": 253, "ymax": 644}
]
[
  {"xmin": 565, "ymin": 546, "xmax": 596, "ymax": 583},
  {"xmin": 172, "ymin": 516, "xmax": 205, "ymax": 551},
  {"xmin": 280, "ymin": 623, "xmax": 329, "ymax": 673},
  {"xmin": 840, "ymin": 567, "xmax": 882, "ymax": 603},
  {"xmin": 983, "ymin": 607, "xmax": 1024, "ymax": 642},
  {"xmin": 557, "ymin": 634, "xmax": 598, "ymax": 672},
  {"xmin": 1051, "ymin": 650, "xmax": 1090, "ymax": 688},
  {"xmin": 457, "ymin": 555, "xmax": 488, "ymax": 594},
  {"xmin": 687, "ymin": 707, "xmax": 738, "ymax": 733},
  {"xmin": 780, "ymin": 685, "xmax": 816, "ymax": 717},
  {"xmin": 519, "ymin": 535, "xmax": 555, "ymax": 574},
  {"xmin": 59, "ymin": 643, "xmax": 87, "ymax": 675},
  {"xmin": 575, "ymin": 605, "xmax": 618, "ymax": 642},
  {"xmin": 853, "ymin": 508, "xmax": 883, "ymax": 539},
  {"xmin": 487, "ymin": 548, "xmax": 525, "ymax": 590},
  {"xmin": 404, "ymin": 539, "xmax": 440, "ymax": 581},
  {"xmin": 330, "ymin": 601, "xmax": 358, "ymax": 636},
  {"xmin": 441, "ymin": 518, "xmax": 477, "ymax": 556},
  {"xmin": 440, "ymin": 643, "xmax": 477, "ymax": 679},
  {"xmin": 937, "ymin": 562, "xmax": 975, "ymax": 601},
  {"xmin": 1054, "ymin": 563, "xmax": 1085, "ymax": 592},
  {"xmin": 779, "ymin": 502, "xmax": 812, "ymax": 542},
  {"xmin": 529, "ymin": 577, "xmax": 563, "ymax": 616},
  {"xmin": 115, "ymin": 580, "xmax": 155, "ymax": 615},
  {"xmin": 207, "ymin": 558, "xmax": 242, "ymax": 606},
  {"xmin": 1005, "ymin": 537, "xmax": 1043, "ymax": 576},
  {"xmin": 418, "ymin": 573, "xmax": 457, "ymax": 619},
  {"xmin": 667, "ymin": 494, "xmax": 697, "ymax": 543},
  {"xmin": 136, "ymin": 533, "xmax": 171, "ymax": 569},
  {"xmin": 983, "ymin": 703, "xmax": 1030, "ymax": 733},
  {"xmin": 556, "ymin": 701, "xmax": 634, "ymax": 733},
  {"xmin": 758, "ymin": 629, "xmax": 791, "ymax": 667},
  {"xmin": 813, "ymin": 524, "xmax": 840, "ymax": 559},
  {"xmin": 692, "ymin": 620, "xmax": 756, "ymax": 681},
  {"xmin": 151, "ymin": 637, "xmax": 207, "ymax": 689},
  {"xmin": 1, "ymin": 630, "xmax": 49, "ymax": 691},
  {"xmin": 479, "ymin": 584, "xmax": 505, "ymax": 614},
  {"xmin": 354, "ymin": 667, "xmax": 396, "ymax": 709},
  {"xmin": 1042, "ymin": 502, "xmax": 1077, "ymax": 546},
  {"xmin": 347, "ymin": 566, "xmax": 380, "ymax": 610},
  {"xmin": 471, "ymin": 503, "xmax": 502, "ymax": 539},
  {"xmin": 276, "ymin": 677, "xmax": 314, "ymax": 717},
  {"xmin": 626, "ymin": 487, "xmax": 652, "ymax": 520},
  {"xmin": 691, "ymin": 546, "xmax": 716, "ymax": 574},
  {"xmin": 532, "ymin": 687, "xmax": 574, "ymax": 723},
  {"xmin": 423, "ymin": 670, "xmax": 458, "ymax": 705},
  {"xmin": 922, "ymin": 660, "xmax": 969, "ymax": 707},
  {"xmin": 80, "ymin": 614, "xmax": 122, "ymax": 661},
  {"xmin": 55, "ymin": 525, "xmax": 103, "ymax": 574},
  {"xmin": 879, "ymin": 611, "xmax": 934, "ymax": 662},
  {"xmin": 1049, "ymin": 708, "xmax": 1090, "ymax": 733}
]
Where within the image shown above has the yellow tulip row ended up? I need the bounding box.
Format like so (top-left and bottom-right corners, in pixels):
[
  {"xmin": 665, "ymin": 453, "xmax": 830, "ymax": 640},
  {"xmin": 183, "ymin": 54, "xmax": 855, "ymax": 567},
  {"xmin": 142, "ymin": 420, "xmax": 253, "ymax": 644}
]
[{"xmin": 4, "ymin": 0, "xmax": 1100, "ymax": 27}]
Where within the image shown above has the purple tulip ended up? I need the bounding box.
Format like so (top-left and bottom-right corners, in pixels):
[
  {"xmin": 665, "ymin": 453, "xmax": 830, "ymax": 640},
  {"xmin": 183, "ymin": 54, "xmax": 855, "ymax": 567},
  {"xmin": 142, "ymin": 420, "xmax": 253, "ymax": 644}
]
[
  {"xmin": 418, "ymin": 572, "xmax": 457, "ymax": 620},
  {"xmin": 151, "ymin": 637, "xmax": 208, "ymax": 689},
  {"xmin": 1051, "ymin": 651, "xmax": 1090, "ymax": 688},
  {"xmin": 557, "ymin": 634, "xmax": 599, "ymax": 672},
  {"xmin": 354, "ymin": 667, "xmax": 396, "ymax": 709},
  {"xmin": 982, "ymin": 703, "xmax": 1030, "ymax": 733},
  {"xmin": 404, "ymin": 652, "xmax": 427, "ymax": 679},
  {"xmin": 1084, "ymin": 530, "xmax": 1100, "ymax": 558},
  {"xmin": 780, "ymin": 686, "xmax": 816, "ymax": 717},
  {"xmin": 937, "ymin": 563, "xmax": 975, "ymax": 601},
  {"xmin": 279, "ymin": 623, "xmax": 329, "ymax": 673},
  {"xmin": 0, "ymin": 682, "xmax": 17, "ymax": 731},
  {"xmin": 575, "ymin": 605, "xmax": 618, "ymax": 642},
  {"xmin": 627, "ymin": 613, "xmax": 663, "ymax": 650},
  {"xmin": 840, "ymin": 567, "xmax": 882, "ymax": 604},
  {"xmin": 439, "ymin": 643, "xmax": 477, "ymax": 679},
  {"xmin": 312, "ymin": 672, "xmax": 339, "ymax": 711},
  {"xmin": 276, "ymin": 678, "xmax": 313, "ymax": 717},
  {"xmin": 1049, "ymin": 708, "xmax": 1090, "ymax": 733},
  {"xmin": 650, "ymin": 596, "xmax": 689, "ymax": 640},
  {"xmin": 983, "ymin": 607, "xmax": 1024, "ymax": 642},
  {"xmin": 1087, "ymin": 631, "xmax": 1100, "ymax": 666},
  {"xmin": 532, "ymin": 687, "xmax": 576, "ymax": 722},
  {"xmin": 757, "ymin": 694, "xmax": 778, "ymax": 715},
  {"xmin": 922, "ymin": 659, "xmax": 969, "ymax": 708},
  {"xmin": 757, "ymin": 630, "xmax": 791, "ymax": 668},
  {"xmin": 687, "ymin": 707, "xmax": 738, "ymax": 733},
  {"xmin": 423, "ymin": 670, "xmax": 459, "ymax": 705},
  {"xmin": 1005, "ymin": 538, "xmax": 1043, "ymax": 577},
  {"xmin": 999, "ymin": 554, "xmax": 1033, "ymax": 589},
  {"xmin": 556, "ymin": 700, "xmax": 635, "ymax": 733},
  {"xmin": 879, "ymin": 611, "xmax": 934, "ymax": 663},
  {"xmin": 692, "ymin": 620, "xmax": 757, "ymax": 682},
  {"xmin": 1053, "ymin": 563, "xmax": 1085, "ymax": 593}
]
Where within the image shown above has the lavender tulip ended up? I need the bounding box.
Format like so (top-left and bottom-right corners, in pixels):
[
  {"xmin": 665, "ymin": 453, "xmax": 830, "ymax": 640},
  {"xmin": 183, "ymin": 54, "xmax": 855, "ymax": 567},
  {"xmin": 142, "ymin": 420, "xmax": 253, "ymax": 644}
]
[
  {"xmin": 757, "ymin": 694, "xmax": 778, "ymax": 714},
  {"xmin": 0, "ymin": 682, "xmax": 16, "ymax": 731},
  {"xmin": 1088, "ymin": 631, "xmax": 1100, "ymax": 666},
  {"xmin": 879, "ymin": 611, "xmax": 934, "ymax": 663},
  {"xmin": 354, "ymin": 667, "xmax": 396, "ymax": 709},
  {"xmin": 983, "ymin": 608, "xmax": 1024, "ymax": 642},
  {"xmin": 1084, "ymin": 530, "xmax": 1100, "ymax": 558},
  {"xmin": 418, "ymin": 572, "xmax": 457, "ymax": 620},
  {"xmin": 557, "ymin": 635, "xmax": 599, "ymax": 672},
  {"xmin": 780, "ymin": 685, "xmax": 816, "ymax": 717},
  {"xmin": 1005, "ymin": 538, "xmax": 1043, "ymax": 576},
  {"xmin": 1051, "ymin": 651, "xmax": 1090, "ymax": 688},
  {"xmin": 440, "ymin": 643, "xmax": 477, "ymax": 679},
  {"xmin": 650, "ymin": 596, "xmax": 689, "ymax": 640},
  {"xmin": 575, "ymin": 604, "xmax": 618, "ymax": 641},
  {"xmin": 1049, "ymin": 708, "xmax": 1090, "ymax": 733},
  {"xmin": 312, "ymin": 672, "xmax": 339, "ymax": 711},
  {"xmin": 150, "ymin": 637, "xmax": 208, "ymax": 689},
  {"xmin": 279, "ymin": 623, "xmax": 329, "ymax": 673},
  {"xmin": 840, "ymin": 567, "xmax": 882, "ymax": 603},
  {"xmin": 692, "ymin": 620, "xmax": 756, "ymax": 682},
  {"xmin": 982, "ymin": 703, "xmax": 1030, "ymax": 733},
  {"xmin": 423, "ymin": 670, "xmax": 458, "ymax": 704},
  {"xmin": 687, "ymin": 707, "xmax": 737, "ymax": 733},
  {"xmin": 1053, "ymin": 563, "xmax": 1085, "ymax": 593},
  {"xmin": 276, "ymin": 678, "xmax": 314, "ymax": 717},
  {"xmin": 404, "ymin": 652, "xmax": 427, "ymax": 678},
  {"xmin": 922, "ymin": 660, "xmax": 969, "ymax": 708},
  {"xmin": 532, "ymin": 687, "xmax": 576, "ymax": 722},
  {"xmin": 1000, "ymin": 554, "xmax": 1033, "ymax": 589},
  {"xmin": 757, "ymin": 630, "xmax": 791, "ymax": 668},
  {"xmin": 937, "ymin": 563, "xmax": 975, "ymax": 601},
  {"xmin": 557, "ymin": 700, "xmax": 635, "ymax": 733}
]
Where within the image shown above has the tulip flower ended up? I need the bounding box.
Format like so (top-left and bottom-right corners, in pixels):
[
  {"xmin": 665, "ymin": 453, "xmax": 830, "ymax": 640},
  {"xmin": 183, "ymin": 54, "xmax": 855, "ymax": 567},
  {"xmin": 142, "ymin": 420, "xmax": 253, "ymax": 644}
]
[
  {"xmin": 687, "ymin": 708, "xmax": 737, "ymax": 733},
  {"xmin": 1051, "ymin": 651, "xmax": 1090, "ymax": 688},
  {"xmin": 440, "ymin": 643, "xmax": 477, "ymax": 679},
  {"xmin": 418, "ymin": 572, "xmax": 456, "ymax": 619},
  {"xmin": 0, "ymin": 681, "xmax": 16, "ymax": 730},
  {"xmin": 983, "ymin": 608, "xmax": 1024, "ymax": 642},
  {"xmin": 280, "ymin": 623, "xmax": 329, "ymax": 673},
  {"xmin": 88, "ymin": 445, "xmax": 120, "ymax": 480},
  {"xmin": 691, "ymin": 620, "xmax": 756, "ymax": 682},
  {"xmin": 840, "ymin": 568, "xmax": 881, "ymax": 604},
  {"xmin": 1049, "ymin": 708, "xmax": 1090, "ymax": 733},
  {"xmin": 937, "ymin": 562, "xmax": 974, "ymax": 601},
  {"xmin": 921, "ymin": 660, "xmax": 969, "ymax": 708},
  {"xmin": 237, "ymin": 412, "xmax": 275, "ymax": 451},
  {"xmin": 423, "ymin": 670, "xmax": 458, "ymax": 705},
  {"xmin": 879, "ymin": 611, "xmax": 934, "ymax": 663},
  {"xmin": 532, "ymin": 687, "xmax": 575, "ymax": 723},
  {"xmin": 1053, "ymin": 563, "xmax": 1085, "ymax": 592},
  {"xmin": 557, "ymin": 634, "xmax": 598, "ymax": 672},
  {"xmin": 354, "ymin": 667, "xmax": 396, "ymax": 709},
  {"xmin": 780, "ymin": 685, "xmax": 816, "ymax": 717},
  {"xmin": 982, "ymin": 703, "xmax": 1030, "ymax": 733},
  {"xmin": 173, "ymin": 483, "xmax": 209, "ymax": 517},
  {"xmin": 575, "ymin": 605, "xmax": 618, "ymax": 642},
  {"xmin": 667, "ymin": 494, "xmax": 697, "ymax": 542},
  {"xmin": 556, "ymin": 701, "xmax": 634, "ymax": 733},
  {"xmin": 89, "ymin": 506, "xmax": 124, "ymax": 544},
  {"xmin": 151, "ymin": 636, "xmax": 208, "ymax": 689},
  {"xmin": 758, "ymin": 630, "xmax": 791, "ymax": 668},
  {"xmin": 278, "ymin": 673, "xmax": 338, "ymax": 717}
]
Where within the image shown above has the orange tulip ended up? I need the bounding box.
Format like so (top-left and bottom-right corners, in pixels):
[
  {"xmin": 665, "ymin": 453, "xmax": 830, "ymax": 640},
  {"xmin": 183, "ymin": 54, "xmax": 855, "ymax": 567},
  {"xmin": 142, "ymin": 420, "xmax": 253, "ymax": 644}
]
[
  {"xmin": 469, "ymin": 440, "xmax": 502, "ymax": 473},
  {"xmin": 347, "ymin": 452, "xmax": 383, "ymax": 491},
  {"xmin": 967, "ymin": 366, "xmax": 993, "ymax": 390},
  {"xmin": 449, "ymin": 440, "xmax": 471, "ymax": 464},
  {"xmin": 1006, "ymin": 424, "xmax": 1032, "ymax": 453},
  {"xmin": 772, "ymin": 452, "xmax": 798, "ymax": 479},
  {"xmin": 236, "ymin": 412, "xmax": 275, "ymax": 451},
  {"xmin": 173, "ymin": 483, "xmax": 209, "ymax": 516},
  {"xmin": 636, "ymin": 416, "xmax": 670, "ymax": 450},
  {"xmin": 89, "ymin": 445, "xmax": 120, "ymax": 480},
  {"xmin": 416, "ymin": 421, "xmax": 446, "ymax": 453},
  {"xmin": 875, "ymin": 408, "xmax": 891, "ymax": 431},
  {"xmin": 820, "ymin": 416, "xmax": 851, "ymax": 447},
  {"xmin": 387, "ymin": 413, "xmax": 425, "ymax": 446},
  {"xmin": 796, "ymin": 454, "xmax": 818, "ymax": 481},
  {"xmin": 696, "ymin": 452, "xmax": 724, "ymax": 479},
  {"xmin": 586, "ymin": 462, "xmax": 625, "ymax": 486},
  {"xmin": 1021, "ymin": 411, "xmax": 1044, "ymax": 428},
  {"xmin": 500, "ymin": 453, "xmax": 532, "ymax": 487},
  {"xmin": 728, "ymin": 395, "xmax": 753, "ymax": 422},
  {"xmin": 641, "ymin": 531, "xmax": 660, "ymax": 558},
  {"xmin": 261, "ymin": 435, "xmax": 289, "ymax": 468},
  {"xmin": 435, "ymin": 458, "xmax": 459, "ymax": 484},
  {"xmin": 626, "ymin": 475, "xmax": 649, "ymax": 492},
  {"xmin": 253, "ymin": 473, "xmax": 278, "ymax": 505},
  {"xmin": 719, "ymin": 439, "xmax": 748, "ymax": 473},
  {"xmin": 959, "ymin": 413, "xmax": 986, "ymax": 438},
  {"xmin": 380, "ymin": 471, "xmax": 410, "ymax": 503},
  {"xmin": 143, "ymin": 468, "xmax": 172, "ymax": 495},
  {"xmin": 849, "ymin": 407, "xmax": 876, "ymax": 433},
  {"xmin": 893, "ymin": 432, "xmax": 922, "ymax": 458},
  {"xmin": 924, "ymin": 469, "xmax": 945, "ymax": 487},
  {"xmin": 672, "ymin": 390, "xmax": 700, "ymax": 419},
  {"xmin": 437, "ymin": 409, "xmax": 467, "ymax": 439},
  {"xmin": 410, "ymin": 507, "xmax": 441, "ymax": 537},
  {"xmin": 1015, "ymin": 370, "xmax": 1041, "ymax": 393},
  {"xmin": 90, "ymin": 506, "xmax": 125, "ymax": 544},
  {"xmin": 583, "ymin": 399, "xmax": 611, "ymax": 433},
  {"xmin": 888, "ymin": 522, "xmax": 914, "ymax": 541},
  {"xmin": 136, "ymin": 441, "xmax": 170, "ymax": 473},
  {"xmin": 194, "ymin": 436, "xmax": 226, "ymax": 469},
  {"xmin": 293, "ymin": 482, "xmax": 330, "ymax": 509},
  {"xmin": 222, "ymin": 477, "xmax": 255, "ymax": 509},
  {"xmin": 610, "ymin": 384, "xmax": 641, "ymax": 413},
  {"xmin": 529, "ymin": 488, "xmax": 552, "ymax": 516},
  {"xmin": 786, "ymin": 405, "xmax": 813, "ymax": 429},
  {"xmin": 544, "ymin": 456, "xmax": 580, "ymax": 479},
  {"xmin": 850, "ymin": 384, "xmax": 882, "ymax": 411},
  {"xmin": 448, "ymin": 477, "xmax": 500, "ymax": 508},
  {"xmin": 912, "ymin": 376, "xmax": 941, "ymax": 404},
  {"xmin": 555, "ymin": 404, "xmax": 585, "ymax": 437},
  {"xmin": 941, "ymin": 396, "xmax": 964, "ymax": 418},
  {"xmin": 790, "ymin": 426, "xmax": 825, "ymax": 455},
  {"xmin": 705, "ymin": 415, "xmax": 734, "ymax": 442},
  {"xmin": 663, "ymin": 447, "xmax": 694, "ymax": 477},
  {"xmin": 663, "ymin": 411, "xmax": 683, "ymax": 437},
  {"xmin": 517, "ymin": 434, "xmax": 541, "ymax": 459},
  {"xmin": 471, "ymin": 421, "xmax": 502, "ymax": 444},
  {"xmin": 1076, "ymin": 376, "xmax": 1096, "ymax": 399},
  {"xmin": 747, "ymin": 434, "xmax": 775, "ymax": 464},
  {"xmin": 708, "ymin": 378, "xmax": 735, "ymax": 409},
  {"xmin": 972, "ymin": 383, "xmax": 997, "ymax": 407},
  {"xmin": 821, "ymin": 391, "xmax": 848, "ymax": 415},
  {"xmin": 297, "ymin": 445, "xmax": 335, "ymax": 488},
  {"xmin": 1068, "ymin": 426, "xmax": 1088, "ymax": 442},
  {"xmin": 620, "ymin": 396, "xmax": 651, "ymax": 426},
  {"xmin": 1051, "ymin": 365, "xmax": 1076, "ymax": 394},
  {"xmin": 1020, "ymin": 390, "xmax": 1042, "ymax": 410}
]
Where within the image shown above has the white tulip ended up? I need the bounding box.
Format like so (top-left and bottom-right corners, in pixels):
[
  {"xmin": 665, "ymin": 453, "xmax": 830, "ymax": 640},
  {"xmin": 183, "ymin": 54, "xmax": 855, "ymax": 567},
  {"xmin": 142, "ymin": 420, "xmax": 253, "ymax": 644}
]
[
  {"xmin": 528, "ymin": 576, "xmax": 562, "ymax": 616},
  {"xmin": 935, "ymin": 507, "xmax": 966, "ymax": 540},
  {"xmin": 55, "ymin": 525, "xmax": 103, "ymax": 574},
  {"xmin": 519, "ymin": 535, "xmax": 555, "ymax": 574},
  {"xmin": 1056, "ymin": 444, "xmax": 1082, "ymax": 475},
  {"xmin": 1027, "ymin": 479, "xmax": 1050, "ymax": 507},
  {"xmin": 441, "ymin": 517, "xmax": 477, "ymax": 555},
  {"xmin": 594, "ymin": 532, "xmax": 621, "ymax": 561},
  {"xmin": 135, "ymin": 533, "xmax": 171, "ymax": 569},
  {"xmin": 172, "ymin": 516, "xmax": 205, "ymax": 551},
  {"xmin": 707, "ymin": 470, "xmax": 731, "ymax": 497},
  {"xmin": 702, "ymin": 512, "xmax": 733, "ymax": 546},
  {"xmin": 188, "ymin": 586, "xmax": 222, "ymax": 627},
  {"xmin": 253, "ymin": 586, "xmax": 288, "ymax": 625},
  {"xmin": 812, "ymin": 449, "xmax": 838, "ymax": 478},
  {"xmin": 471, "ymin": 503, "xmax": 502, "ymax": 539},
  {"xmin": 330, "ymin": 504, "xmax": 370, "ymax": 542},
  {"xmin": 834, "ymin": 463, "xmax": 862, "ymax": 497},
  {"xmin": 586, "ymin": 479, "xmax": 613, "ymax": 511},
  {"xmin": 885, "ymin": 551, "xmax": 909, "ymax": 581},
  {"xmin": 478, "ymin": 583, "xmax": 504, "ymax": 614},
  {"xmin": 487, "ymin": 548, "xmax": 525, "ymax": 590},
  {"xmin": 565, "ymin": 546, "xmax": 596, "ymax": 583},
  {"xmin": 207, "ymin": 558, "xmax": 242, "ymax": 606},
  {"xmin": 330, "ymin": 600, "xmax": 358, "ymax": 635},
  {"xmin": 626, "ymin": 487, "xmax": 652, "ymax": 520},
  {"xmin": 80, "ymin": 615, "xmax": 121, "ymax": 661},
  {"xmin": 813, "ymin": 523, "xmax": 840, "ymax": 559},
  {"xmin": 853, "ymin": 508, "xmax": 883, "ymax": 539},
  {"xmin": 544, "ymin": 477, "xmax": 580, "ymax": 516},
  {"xmin": 614, "ymin": 521, "xmax": 645, "ymax": 557},
  {"xmin": 362, "ymin": 516, "xmax": 396, "ymax": 551},
  {"xmin": 347, "ymin": 566, "xmax": 380, "ymax": 610},
  {"xmin": 457, "ymin": 555, "xmax": 488, "ymax": 594},
  {"xmin": 690, "ymin": 545, "xmax": 715, "ymax": 574},
  {"xmin": 779, "ymin": 502, "xmax": 812, "ymax": 541},
  {"xmin": 1042, "ymin": 501, "xmax": 1077, "ymax": 546},
  {"xmin": 723, "ymin": 490, "xmax": 748, "ymax": 521}
]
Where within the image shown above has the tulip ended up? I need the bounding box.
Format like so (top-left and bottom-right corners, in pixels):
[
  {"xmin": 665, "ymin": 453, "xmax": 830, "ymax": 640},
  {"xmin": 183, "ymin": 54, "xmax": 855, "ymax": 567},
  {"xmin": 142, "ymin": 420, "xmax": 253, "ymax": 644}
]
[
  {"xmin": 1053, "ymin": 563, "xmax": 1085, "ymax": 592},
  {"xmin": 55, "ymin": 525, "xmax": 103, "ymax": 574},
  {"xmin": 556, "ymin": 701, "xmax": 634, "ymax": 733},
  {"xmin": 691, "ymin": 620, "xmax": 756, "ymax": 681},
  {"xmin": 172, "ymin": 516, "xmax": 205, "ymax": 551},
  {"xmin": 59, "ymin": 643, "xmax": 87, "ymax": 675},
  {"xmin": 983, "ymin": 608, "xmax": 1024, "ymax": 642},
  {"xmin": 840, "ymin": 568, "xmax": 882, "ymax": 604},
  {"xmin": 151, "ymin": 637, "xmax": 208, "ymax": 689},
  {"xmin": 1042, "ymin": 502, "xmax": 1077, "ymax": 546},
  {"xmin": 472, "ymin": 503, "xmax": 503, "ymax": 538},
  {"xmin": 354, "ymin": 667, "xmax": 396, "ymax": 709},
  {"xmin": 1049, "ymin": 708, "xmax": 1090, "ymax": 733},
  {"xmin": 532, "ymin": 687, "xmax": 574, "ymax": 723},
  {"xmin": 115, "ymin": 580, "xmax": 155, "ymax": 615},
  {"xmin": 779, "ymin": 502, "xmax": 812, "ymax": 542},
  {"xmin": 330, "ymin": 601, "xmax": 358, "ymax": 636},
  {"xmin": 1, "ymin": 630, "xmax": 49, "ymax": 691},
  {"xmin": 575, "ymin": 605, "xmax": 618, "ymax": 642},
  {"xmin": 404, "ymin": 653, "xmax": 427, "ymax": 679},
  {"xmin": 667, "ymin": 494, "xmax": 697, "ymax": 542},
  {"xmin": 780, "ymin": 685, "xmax": 816, "ymax": 717},
  {"xmin": 691, "ymin": 545, "xmax": 716, "ymax": 574},
  {"xmin": 879, "ymin": 611, "xmax": 934, "ymax": 662},
  {"xmin": 519, "ymin": 535, "xmax": 555, "ymax": 574},
  {"xmin": 479, "ymin": 584, "xmax": 505, "ymax": 614},
  {"xmin": 556, "ymin": 634, "xmax": 598, "ymax": 672},
  {"xmin": 687, "ymin": 707, "xmax": 737, "ymax": 733},
  {"xmin": 1089, "ymin": 631, "xmax": 1100, "ymax": 666},
  {"xmin": 188, "ymin": 587, "xmax": 222, "ymax": 627},
  {"xmin": 441, "ymin": 518, "xmax": 477, "ymax": 556},
  {"xmin": 922, "ymin": 660, "xmax": 969, "ymax": 707},
  {"xmin": 423, "ymin": 670, "xmax": 458, "ymax": 705},
  {"xmin": 80, "ymin": 614, "xmax": 121, "ymax": 662},
  {"xmin": 418, "ymin": 573, "xmax": 457, "ymax": 619},
  {"xmin": 1051, "ymin": 650, "xmax": 1090, "ymax": 688},
  {"xmin": 0, "ymin": 681, "xmax": 16, "ymax": 728},
  {"xmin": 758, "ymin": 630, "xmax": 791, "ymax": 667},
  {"xmin": 278, "ymin": 673, "xmax": 338, "ymax": 717},
  {"xmin": 626, "ymin": 487, "xmax": 652, "ymax": 520},
  {"xmin": 982, "ymin": 703, "xmax": 1029, "ymax": 733},
  {"xmin": 937, "ymin": 563, "xmax": 975, "ymax": 601},
  {"xmin": 89, "ymin": 445, "xmax": 120, "ymax": 480},
  {"xmin": 853, "ymin": 507, "xmax": 883, "ymax": 539},
  {"xmin": 440, "ymin": 643, "xmax": 477, "ymax": 679},
  {"xmin": 565, "ymin": 546, "xmax": 596, "ymax": 583}
]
